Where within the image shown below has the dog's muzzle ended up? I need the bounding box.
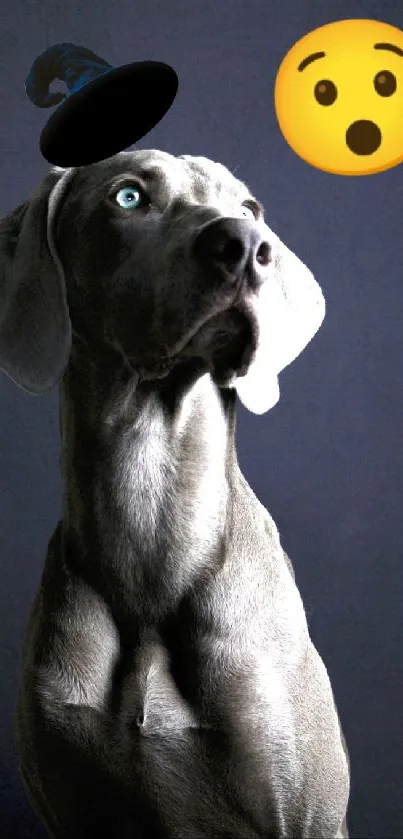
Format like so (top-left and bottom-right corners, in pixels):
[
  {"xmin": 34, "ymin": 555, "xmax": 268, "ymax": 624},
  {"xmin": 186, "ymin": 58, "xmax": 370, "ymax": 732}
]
[
  {"xmin": 137, "ymin": 217, "xmax": 271, "ymax": 386},
  {"xmin": 191, "ymin": 216, "xmax": 271, "ymax": 293},
  {"xmin": 177, "ymin": 216, "xmax": 272, "ymax": 385}
]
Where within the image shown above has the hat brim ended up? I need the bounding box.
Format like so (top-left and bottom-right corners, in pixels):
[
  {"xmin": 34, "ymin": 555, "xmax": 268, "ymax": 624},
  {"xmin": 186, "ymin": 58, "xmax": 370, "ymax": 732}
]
[{"xmin": 40, "ymin": 61, "xmax": 178, "ymax": 167}]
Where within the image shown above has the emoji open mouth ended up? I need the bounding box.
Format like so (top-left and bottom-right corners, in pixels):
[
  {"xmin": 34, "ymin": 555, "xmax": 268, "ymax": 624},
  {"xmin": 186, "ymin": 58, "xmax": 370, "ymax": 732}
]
[{"xmin": 346, "ymin": 120, "xmax": 382, "ymax": 155}]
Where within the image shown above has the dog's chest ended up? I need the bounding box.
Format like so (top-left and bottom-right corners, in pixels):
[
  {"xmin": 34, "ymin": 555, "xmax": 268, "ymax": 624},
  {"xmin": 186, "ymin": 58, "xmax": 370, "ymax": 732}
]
[
  {"xmin": 115, "ymin": 629, "xmax": 200, "ymax": 732},
  {"xmin": 112, "ymin": 604, "xmax": 346, "ymax": 839}
]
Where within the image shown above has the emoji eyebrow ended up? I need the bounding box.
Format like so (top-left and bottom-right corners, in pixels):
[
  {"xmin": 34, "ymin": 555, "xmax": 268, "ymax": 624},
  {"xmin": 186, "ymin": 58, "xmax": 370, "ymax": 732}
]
[
  {"xmin": 374, "ymin": 42, "xmax": 403, "ymax": 57},
  {"xmin": 298, "ymin": 51, "xmax": 325, "ymax": 72}
]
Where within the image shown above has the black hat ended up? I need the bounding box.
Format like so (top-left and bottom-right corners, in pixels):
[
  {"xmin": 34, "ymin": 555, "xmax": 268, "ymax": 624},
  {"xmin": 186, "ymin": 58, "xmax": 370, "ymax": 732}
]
[{"xmin": 25, "ymin": 43, "xmax": 178, "ymax": 167}]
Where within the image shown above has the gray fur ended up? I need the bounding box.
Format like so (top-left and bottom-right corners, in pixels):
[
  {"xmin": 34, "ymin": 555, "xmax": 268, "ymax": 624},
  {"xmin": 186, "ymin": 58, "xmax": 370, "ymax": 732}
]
[{"xmin": 0, "ymin": 150, "xmax": 349, "ymax": 837}]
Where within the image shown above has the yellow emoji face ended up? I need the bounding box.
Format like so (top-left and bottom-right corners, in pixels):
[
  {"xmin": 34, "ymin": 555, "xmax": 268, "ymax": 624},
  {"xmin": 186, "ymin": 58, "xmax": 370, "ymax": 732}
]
[{"xmin": 274, "ymin": 19, "xmax": 403, "ymax": 175}]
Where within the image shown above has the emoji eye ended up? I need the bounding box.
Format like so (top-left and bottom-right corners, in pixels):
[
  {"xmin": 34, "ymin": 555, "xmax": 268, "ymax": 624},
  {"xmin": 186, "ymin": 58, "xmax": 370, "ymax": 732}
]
[
  {"xmin": 314, "ymin": 79, "xmax": 337, "ymax": 106},
  {"xmin": 374, "ymin": 70, "xmax": 397, "ymax": 97}
]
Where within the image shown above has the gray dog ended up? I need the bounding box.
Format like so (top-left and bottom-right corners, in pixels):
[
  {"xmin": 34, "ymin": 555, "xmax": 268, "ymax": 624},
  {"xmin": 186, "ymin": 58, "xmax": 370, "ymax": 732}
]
[{"xmin": 0, "ymin": 150, "xmax": 350, "ymax": 838}]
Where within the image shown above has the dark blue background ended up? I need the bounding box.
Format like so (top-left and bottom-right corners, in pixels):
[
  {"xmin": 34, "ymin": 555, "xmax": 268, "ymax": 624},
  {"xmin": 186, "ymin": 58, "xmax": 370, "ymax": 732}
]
[{"xmin": 1, "ymin": 1, "xmax": 402, "ymax": 836}]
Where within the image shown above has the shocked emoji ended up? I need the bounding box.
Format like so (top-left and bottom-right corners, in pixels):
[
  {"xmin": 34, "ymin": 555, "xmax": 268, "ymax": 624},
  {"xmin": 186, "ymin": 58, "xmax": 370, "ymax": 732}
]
[{"xmin": 274, "ymin": 19, "xmax": 403, "ymax": 175}]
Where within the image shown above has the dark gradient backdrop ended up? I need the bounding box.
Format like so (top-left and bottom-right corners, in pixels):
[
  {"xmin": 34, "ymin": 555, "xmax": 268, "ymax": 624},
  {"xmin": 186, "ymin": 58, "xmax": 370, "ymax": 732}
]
[{"xmin": 0, "ymin": 1, "xmax": 402, "ymax": 837}]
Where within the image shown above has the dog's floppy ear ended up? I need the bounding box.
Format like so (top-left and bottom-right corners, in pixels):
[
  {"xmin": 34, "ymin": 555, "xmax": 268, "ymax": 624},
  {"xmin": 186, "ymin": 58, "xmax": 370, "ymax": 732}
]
[
  {"xmin": 235, "ymin": 230, "xmax": 326, "ymax": 414},
  {"xmin": 0, "ymin": 168, "xmax": 74, "ymax": 394}
]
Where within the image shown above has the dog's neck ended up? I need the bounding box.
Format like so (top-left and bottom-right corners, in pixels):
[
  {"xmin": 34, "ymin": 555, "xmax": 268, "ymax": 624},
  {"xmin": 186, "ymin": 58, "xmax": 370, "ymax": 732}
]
[{"xmin": 58, "ymin": 347, "xmax": 237, "ymax": 628}]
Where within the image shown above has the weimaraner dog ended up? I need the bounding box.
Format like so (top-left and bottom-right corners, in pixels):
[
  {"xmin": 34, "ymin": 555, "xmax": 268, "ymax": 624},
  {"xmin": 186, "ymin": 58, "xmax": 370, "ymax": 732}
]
[{"xmin": 0, "ymin": 150, "xmax": 350, "ymax": 838}]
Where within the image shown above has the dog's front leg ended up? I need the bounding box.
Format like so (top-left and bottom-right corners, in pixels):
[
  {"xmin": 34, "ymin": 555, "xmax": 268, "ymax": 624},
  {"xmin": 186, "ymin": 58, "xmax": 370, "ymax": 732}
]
[
  {"xmin": 16, "ymin": 524, "xmax": 150, "ymax": 838},
  {"xmin": 16, "ymin": 528, "xmax": 249, "ymax": 839},
  {"xmin": 21, "ymin": 701, "xmax": 147, "ymax": 838}
]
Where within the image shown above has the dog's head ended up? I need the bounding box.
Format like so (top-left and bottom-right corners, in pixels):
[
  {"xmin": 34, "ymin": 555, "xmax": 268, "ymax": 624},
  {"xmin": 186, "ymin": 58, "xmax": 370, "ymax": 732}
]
[{"xmin": 0, "ymin": 150, "xmax": 325, "ymax": 414}]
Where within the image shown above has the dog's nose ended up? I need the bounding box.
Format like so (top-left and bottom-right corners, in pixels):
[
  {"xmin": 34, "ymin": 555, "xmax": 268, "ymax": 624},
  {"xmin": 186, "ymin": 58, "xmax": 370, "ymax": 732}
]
[{"xmin": 192, "ymin": 217, "xmax": 271, "ymax": 289}]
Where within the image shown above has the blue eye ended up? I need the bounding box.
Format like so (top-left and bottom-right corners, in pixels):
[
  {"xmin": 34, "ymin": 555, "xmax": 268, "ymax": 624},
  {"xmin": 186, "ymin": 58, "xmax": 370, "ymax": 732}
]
[{"xmin": 115, "ymin": 185, "xmax": 148, "ymax": 209}]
